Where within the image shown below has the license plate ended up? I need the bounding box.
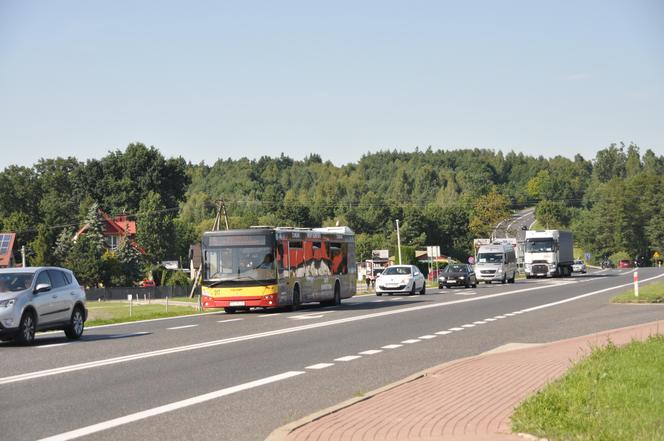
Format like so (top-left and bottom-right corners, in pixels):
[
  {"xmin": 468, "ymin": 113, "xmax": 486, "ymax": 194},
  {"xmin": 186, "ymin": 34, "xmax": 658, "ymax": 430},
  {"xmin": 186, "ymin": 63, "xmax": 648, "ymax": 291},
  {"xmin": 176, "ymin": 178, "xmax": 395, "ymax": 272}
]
[{"xmin": 229, "ymin": 301, "xmax": 245, "ymax": 307}]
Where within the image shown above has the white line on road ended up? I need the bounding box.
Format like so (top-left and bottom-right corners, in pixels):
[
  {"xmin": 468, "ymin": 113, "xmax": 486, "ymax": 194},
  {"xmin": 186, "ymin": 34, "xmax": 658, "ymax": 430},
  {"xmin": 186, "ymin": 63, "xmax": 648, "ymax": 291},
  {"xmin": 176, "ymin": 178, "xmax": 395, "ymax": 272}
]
[
  {"xmin": 217, "ymin": 318, "xmax": 244, "ymax": 323},
  {"xmin": 167, "ymin": 325, "xmax": 198, "ymax": 330},
  {"xmin": 306, "ymin": 363, "xmax": 334, "ymax": 370},
  {"xmin": 504, "ymin": 313, "xmax": 516, "ymax": 317},
  {"xmin": 435, "ymin": 331, "xmax": 452, "ymax": 335},
  {"xmin": 473, "ymin": 321, "xmax": 487, "ymax": 324},
  {"xmin": 259, "ymin": 313, "xmax": 281, "ymax": 318},
  {"xmin": 37, "ymin": 343, "xmax": 70, "ymax": 349},
  {"xmin": 335, "ymin": 355, "xmax": 362, "ymax": 362},
  {"xmin": 418, "ymin": 335, "xmax": 437, "ymax": 340},
  {"xmin": 9, "ymin": 273, "xmax": 661, "ymax": 385},
  {"xmin": 461, "ymin": 324, "xmax": 476, "ymax": 328},
  {"xmin": 358, "ymin": 349, "xmax": 383, "ymax": 355},
  {"xmin": 37, "ymin": 371, "xmax": 305, "ymax": 441},
  {"xmin": 484, "ymin": 318, "xmax": 497, "ymax": 322},
  {"xmin": 401, "ymin": 339, "xmax": 421, "ymax": 344},
  {"xmin": 382, "ymin": 344, "xmax": 403, "ymax": 349},
  {"xmin": 494, "ymin": 315, "xmax": 507, "ymax": 319}
]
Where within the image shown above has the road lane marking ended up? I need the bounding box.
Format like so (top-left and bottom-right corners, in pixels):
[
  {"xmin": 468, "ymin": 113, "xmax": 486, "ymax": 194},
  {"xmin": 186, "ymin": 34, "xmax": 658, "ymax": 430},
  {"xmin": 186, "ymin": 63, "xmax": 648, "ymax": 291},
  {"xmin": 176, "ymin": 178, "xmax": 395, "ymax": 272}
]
[
  {"xmin": 290, "ymin": 315, "xmax": 325, "ymax": 320},
  {"xmin": 401, "ymin": 339, "xmax": 420, "ymax": 344},
  {"xmin": 375, "ymin": 300, "xmax": 385, "ymax": 303},
  {"xmin": 494, "ymin": 315, "xmax": 507, "ymax": 319},
  {"xmin": 217, "ymin": 318, "xmax": 243, "ymax": 323},
  {"xmin": 358, "ymin": 349, "xmax": 383, "ymax": 355},
  {"xmin": 382, "ymin": 344, "xmax": 403, "ymax": 349},
  {"xmin": 306, "ymin": 363, "xmax": 334, "ymax": 370},
  {"xmin": 9, "ymin": 273, "xmax": 661, "ymax": 385},
  {"xmin": 504, "ymin": 313, "xmax": 516, "ymax": 317},
  {"xmin": 461, "ymin": 324, "xmax": 475, "ymax": 328},
  {"xmin": 259, "ymin": 313, "xmax": 281, "ymax": 317},
  {"xmin": 418, "ymin": 335, "xmax": 436, "ymax": 339},
  {"xmin": 36, "ymin": 371, "xmax": 305, "ymax": 441},
  {"xmin": 435, "ymin": 331, "xmax": 452, "ymax": 335},
  {"xmin": 37, "ymin": 343, "xmax": 70, "ymax": 349},
  {"xmin": 473, "ymin": 321, "xmax": 486, "ymax": 324},
  {"xmin": 484, "ymin": 318, "xmax": 497, "ymax": 322},
  {"xmin": 167, "ymin": 325, "xmax": 198, "ymax": 330},
  {"xmin": 335, "ymin": 355, "xmax": 361, "ymax": 362}
]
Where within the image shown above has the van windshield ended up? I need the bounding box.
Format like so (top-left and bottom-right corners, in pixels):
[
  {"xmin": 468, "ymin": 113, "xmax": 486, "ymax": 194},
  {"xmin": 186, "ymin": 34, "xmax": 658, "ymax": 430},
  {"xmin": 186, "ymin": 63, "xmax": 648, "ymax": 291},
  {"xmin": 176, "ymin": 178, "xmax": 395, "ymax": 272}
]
[
  {"xmin": 477, "ymin": 253, "xmax": 503, "ymax": 263},
  {"xmin": 0, "ymin": 273, "xmax": 34, "ymax": 292}
]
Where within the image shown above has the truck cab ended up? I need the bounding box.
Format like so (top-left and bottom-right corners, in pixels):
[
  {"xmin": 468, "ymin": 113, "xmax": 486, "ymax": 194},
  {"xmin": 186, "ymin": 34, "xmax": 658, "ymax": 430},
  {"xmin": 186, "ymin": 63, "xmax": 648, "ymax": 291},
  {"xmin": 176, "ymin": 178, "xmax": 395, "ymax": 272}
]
[{"xmin": 524, "ymin": 230, "xmax": 574, "ymax": 278}]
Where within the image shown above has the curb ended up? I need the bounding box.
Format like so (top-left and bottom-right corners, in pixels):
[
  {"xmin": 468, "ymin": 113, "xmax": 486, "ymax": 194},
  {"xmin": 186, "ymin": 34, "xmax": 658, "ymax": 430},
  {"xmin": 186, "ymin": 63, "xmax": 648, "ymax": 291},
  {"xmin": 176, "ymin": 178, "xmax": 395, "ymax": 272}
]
[{"xmin": 265, "ymin": 319, "xmax": 664, "ymax": 441}]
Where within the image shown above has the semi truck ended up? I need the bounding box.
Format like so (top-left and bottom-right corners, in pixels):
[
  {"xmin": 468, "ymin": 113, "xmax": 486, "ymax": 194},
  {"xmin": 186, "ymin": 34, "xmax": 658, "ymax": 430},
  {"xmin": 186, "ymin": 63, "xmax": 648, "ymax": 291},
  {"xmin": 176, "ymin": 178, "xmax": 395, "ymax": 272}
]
[{"xmin": 524, "ymin": 230, "xmax": 574, "ymax": 278}]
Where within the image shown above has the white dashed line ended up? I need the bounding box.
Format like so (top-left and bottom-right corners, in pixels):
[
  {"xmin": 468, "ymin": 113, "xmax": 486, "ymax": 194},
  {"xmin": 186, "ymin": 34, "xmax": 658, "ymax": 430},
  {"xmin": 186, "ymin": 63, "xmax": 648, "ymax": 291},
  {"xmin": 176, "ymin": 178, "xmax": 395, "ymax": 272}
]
[
  {"xmin": 484, "ymin": 318, "xmax": 497, "ymax": 322},
  {"xmin": 306, "ymin": 363, "xmax": 334, "ymax": 370},
  {"xmin": 435, "ymin": 331, "xmax": 452, "ymax": 335},
  {"xmin": 217, "ymin": 318, "xmax": 243, "ymax": 323},
  {"xmin": 37, "ymin": 343, "xmax": 70, "ymax": 349},
  {"xmin": 461, "ymin": 324, "xmax": 475, "ymax": 328},
  {"xmin": 334, "ymin": 355, "xmax": 362, "ymax": 362},
  {"xmin": 358, "ymin": 349, "xmax": 383, "ymax": 355},
  {"xmin": 401, "ymin": 339, "xmax": 421, "ymax": 344},
  {"xmin": 513, "ymin": 311, "xmax": 525, "ymax": 315},
  {"xmin": 504, "ymin": 313, "xmax": 516, "ymax": 317},
  {"xmin": 473, "ymin": 321, "xmax": 486, "ymax": 325},
  {"xmin": 259, "ymin": 313, "xmax": 281, "ymax": 318},
  {"xmin": 449, "ymin": 327, "xmax": 464, "ymax": 331},
  {"xmin": 418, "ymin": 335, "xmax": 437, "ymax": 340},
  {"xmin": 494, "ymin": 315, "xmax": 506, "ymax": 319},
  {"xmin": 374, "ymin": 300, "xmax": 385, "ymax": 303},
  {"xmin": 167, "ymin": 325, "xmax": 198, "ymax": 330},
  {"xmin": 382, "ymin": 344, "xmax": 403, "ymax": 349}
]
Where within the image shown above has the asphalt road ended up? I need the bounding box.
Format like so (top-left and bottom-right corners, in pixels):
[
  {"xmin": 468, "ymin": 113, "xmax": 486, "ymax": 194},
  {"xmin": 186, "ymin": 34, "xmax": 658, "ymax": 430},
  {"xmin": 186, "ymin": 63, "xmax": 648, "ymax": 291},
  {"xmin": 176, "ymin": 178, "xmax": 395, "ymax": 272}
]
[
  {"xmin": 1, "ymin": 267, "xmax": 663, "ymax": 441},
  {"xmin": 492, "ymin": 207, "xmax": 535, "ymax": 241}
]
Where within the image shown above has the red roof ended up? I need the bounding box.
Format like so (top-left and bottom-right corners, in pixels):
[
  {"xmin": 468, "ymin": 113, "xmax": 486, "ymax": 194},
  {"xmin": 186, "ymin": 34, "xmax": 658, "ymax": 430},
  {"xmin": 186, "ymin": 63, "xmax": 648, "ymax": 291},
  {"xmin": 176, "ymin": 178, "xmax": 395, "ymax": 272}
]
[{"xmin": 76, "ymin": 211, "xmax": 137, "ymax": 238}]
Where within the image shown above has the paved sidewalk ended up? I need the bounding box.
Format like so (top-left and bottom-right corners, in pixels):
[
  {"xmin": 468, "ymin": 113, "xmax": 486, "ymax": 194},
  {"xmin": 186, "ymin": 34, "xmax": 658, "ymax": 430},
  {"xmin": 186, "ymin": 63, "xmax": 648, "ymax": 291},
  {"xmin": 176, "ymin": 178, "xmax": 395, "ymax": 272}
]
[{"xmin": 270, "ymin": 320, "xmax": 664, "ymax": 441}]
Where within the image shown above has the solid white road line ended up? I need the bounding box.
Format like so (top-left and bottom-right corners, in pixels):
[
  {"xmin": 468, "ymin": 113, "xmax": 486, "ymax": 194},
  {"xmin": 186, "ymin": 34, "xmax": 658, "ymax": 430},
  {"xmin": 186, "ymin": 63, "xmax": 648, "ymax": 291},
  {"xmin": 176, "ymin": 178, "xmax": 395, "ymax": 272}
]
[
  {"xmin": 9, "ymin": 273, "xmax": 661, "ymax": 385},
  {"xmin": 401, "ymin": 339, "xmax": 420, "ymax": 344},
  {"xmin": 504, "ymin": 313, "xmax": 516, "ymax": 317},
  {"xmin": 167, "ymin": 325, "xmax": 198, "ymax": 330},
  {"xmin": 217, "ymin": 318, "xmax": 244, "ymax": 323},
  {"xmin": 358, "ymin": 349, "xmax": 383, "ymax": 355},
  {"xmin": 37, "ymin": 343, "xmax": 70, "ymax": 349},
  {"xmin": 435, "ymin": 331, "xmax": 452, "ymax": 335},
  {"xmin": 382, "ymin": 344, "xmax": 403, "ymax": 349},
  {"xmin": 37, "ymin": 371, "xmax": 305, "ymax": 441},
  {"xmin": 334, "ymin": 355, "xmax": 361, "ymax": 362},
  {"xmin": 306, "ymin": 363, "xmax": 334, "ymax": 370}
]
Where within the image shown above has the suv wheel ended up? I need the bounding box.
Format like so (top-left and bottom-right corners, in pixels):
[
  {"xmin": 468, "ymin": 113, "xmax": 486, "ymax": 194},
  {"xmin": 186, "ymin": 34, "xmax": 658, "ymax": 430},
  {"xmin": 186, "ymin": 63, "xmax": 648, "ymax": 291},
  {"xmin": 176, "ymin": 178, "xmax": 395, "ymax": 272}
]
[
  {"xmin": 16, "ymin": 311, "xmax": 36, "ymax": 345},
  {"xmin": 64, "ymin": 307, "xmax": 85, "ymax": 340}
]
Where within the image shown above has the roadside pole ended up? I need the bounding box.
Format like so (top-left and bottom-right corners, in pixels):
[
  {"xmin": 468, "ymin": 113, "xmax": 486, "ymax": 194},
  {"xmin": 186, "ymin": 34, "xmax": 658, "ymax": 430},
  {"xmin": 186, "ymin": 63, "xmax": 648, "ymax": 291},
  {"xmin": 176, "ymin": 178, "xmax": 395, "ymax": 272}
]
[
  {"xmin": 396, "ymin": 219, "xmax": 402, "ymax": 265},
  {"xmin": 634, "ymin": 271, "xmax": 639, "ymax": 298},
  {"xmin": 128, "ymin": 294, "xmax": 133, "ymax": 317}
]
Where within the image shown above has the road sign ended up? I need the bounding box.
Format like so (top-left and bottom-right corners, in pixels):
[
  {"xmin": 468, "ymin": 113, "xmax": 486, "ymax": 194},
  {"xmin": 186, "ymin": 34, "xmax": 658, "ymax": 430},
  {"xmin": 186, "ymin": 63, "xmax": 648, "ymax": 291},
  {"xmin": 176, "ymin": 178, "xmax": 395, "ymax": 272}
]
[
  {"xmin": 468, "ymin": 256, "xmax": 475, "ymax": 265},
  {"xmin": 584, "ymin": 252, "xmax": 591, "ymax": 261},
  {"xmin": 426, "ymin": 245, "xmax": 440, "ymax": 259}
]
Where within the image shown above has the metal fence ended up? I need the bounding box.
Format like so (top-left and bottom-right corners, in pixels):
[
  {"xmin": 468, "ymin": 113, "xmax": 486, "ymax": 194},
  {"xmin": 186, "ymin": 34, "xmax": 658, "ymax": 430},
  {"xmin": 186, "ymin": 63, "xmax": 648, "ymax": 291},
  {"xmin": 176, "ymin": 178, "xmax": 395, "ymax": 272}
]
[{"xmin": 85, "ymin": 285, "xmax": 201, "ymax": 301}]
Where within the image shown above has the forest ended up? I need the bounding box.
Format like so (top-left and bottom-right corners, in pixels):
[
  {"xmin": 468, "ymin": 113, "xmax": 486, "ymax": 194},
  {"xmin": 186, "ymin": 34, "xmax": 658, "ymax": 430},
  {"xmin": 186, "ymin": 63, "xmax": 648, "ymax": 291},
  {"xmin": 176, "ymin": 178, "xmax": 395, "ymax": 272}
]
[{"xmin": 1, "ymin": 142, "xmax": 662, "ymax": 286}]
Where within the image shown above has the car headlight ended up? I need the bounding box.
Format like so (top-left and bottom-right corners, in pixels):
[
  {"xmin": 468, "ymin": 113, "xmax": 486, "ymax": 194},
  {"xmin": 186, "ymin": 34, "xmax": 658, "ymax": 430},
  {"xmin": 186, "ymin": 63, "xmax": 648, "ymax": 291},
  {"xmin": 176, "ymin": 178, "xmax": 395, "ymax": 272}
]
[
  {"xmin": 0, "ymin": 299, "xmax": 15, "ymax": 308},
  {"xmin": 439, "ymin": 277, "xmax": 446, "ymax": 281},
  {"xmin": 459, "ymin": 276, "xmax": 465, "ymax": 280},
  {"xmin": 496, "ymin": 269, "xmax": 503, "ymax": 273}
]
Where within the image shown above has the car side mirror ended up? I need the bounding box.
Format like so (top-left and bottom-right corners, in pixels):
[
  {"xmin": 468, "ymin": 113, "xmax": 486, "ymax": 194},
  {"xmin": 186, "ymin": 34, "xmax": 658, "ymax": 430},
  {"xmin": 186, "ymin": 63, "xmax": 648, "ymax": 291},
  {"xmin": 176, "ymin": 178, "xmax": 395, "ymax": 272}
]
[{"xmin": 34, "ymin": 283, "xmax": 51, "ymax": 294}]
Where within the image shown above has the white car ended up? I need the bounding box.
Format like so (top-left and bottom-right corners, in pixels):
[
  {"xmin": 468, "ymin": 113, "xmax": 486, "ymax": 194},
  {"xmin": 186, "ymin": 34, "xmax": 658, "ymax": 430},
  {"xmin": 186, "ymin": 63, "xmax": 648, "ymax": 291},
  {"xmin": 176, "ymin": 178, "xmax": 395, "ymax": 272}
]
[
  {"xmin": 572, "ymin": 260, "xmax": 587, "ymax": 274},
  {"xmin": 375, "ymin": 265, "xmax": 426, "ymax": 296}
]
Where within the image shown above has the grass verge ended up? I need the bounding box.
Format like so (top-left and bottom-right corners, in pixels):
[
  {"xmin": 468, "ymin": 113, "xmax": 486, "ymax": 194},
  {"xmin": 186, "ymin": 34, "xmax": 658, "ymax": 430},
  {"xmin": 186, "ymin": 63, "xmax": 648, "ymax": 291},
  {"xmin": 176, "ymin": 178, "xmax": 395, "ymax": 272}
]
[
  {"xmin": 512, "ymin": 335, "xmax": 664, "ymax": 441},
  {"xmin": 86, "ymin": 302, "xmax": 200, "ymax": 326},
  {"xmin": 612, "ymin": 281, "xmax": 664, "ymax": 303}
]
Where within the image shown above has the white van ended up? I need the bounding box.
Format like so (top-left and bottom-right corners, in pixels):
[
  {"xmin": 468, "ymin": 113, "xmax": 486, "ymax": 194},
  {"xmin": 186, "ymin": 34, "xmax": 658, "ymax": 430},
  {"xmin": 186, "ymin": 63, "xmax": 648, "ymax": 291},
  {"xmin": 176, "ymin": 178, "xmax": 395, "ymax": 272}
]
[{"xmin": 475, "ymin": 242, "xmax": 517, "ymax": 284}]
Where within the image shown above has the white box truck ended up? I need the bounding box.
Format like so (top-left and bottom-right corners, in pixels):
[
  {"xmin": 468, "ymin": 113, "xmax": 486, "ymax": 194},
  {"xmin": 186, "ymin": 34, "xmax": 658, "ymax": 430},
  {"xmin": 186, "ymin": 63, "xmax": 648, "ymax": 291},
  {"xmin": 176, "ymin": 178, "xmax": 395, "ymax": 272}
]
[{"xmin": 524, "ymin": 230, "xmax": 574, "ymax": 278}]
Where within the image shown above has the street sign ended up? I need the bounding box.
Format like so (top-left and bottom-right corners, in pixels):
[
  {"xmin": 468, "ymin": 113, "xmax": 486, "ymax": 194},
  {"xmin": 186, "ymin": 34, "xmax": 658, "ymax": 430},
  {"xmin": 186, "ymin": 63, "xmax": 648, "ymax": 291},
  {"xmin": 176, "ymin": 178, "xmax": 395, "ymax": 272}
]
[
  {"xmin": 426, "ymin": 245, "xmax": 441, "ymax": 259},
  {"xmin": 468, "ymin": 256, "xmax": 475, "ymax": 265},
  {"xmin": 584, "ymin": 252, "xmax": 591, "ymax": 261}
]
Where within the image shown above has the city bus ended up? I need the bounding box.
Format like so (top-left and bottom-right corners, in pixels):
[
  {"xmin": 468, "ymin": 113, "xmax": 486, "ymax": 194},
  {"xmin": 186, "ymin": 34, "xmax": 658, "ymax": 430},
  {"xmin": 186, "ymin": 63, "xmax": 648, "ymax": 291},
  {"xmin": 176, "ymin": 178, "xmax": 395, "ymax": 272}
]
[{"xmin": 201, "ymin": 226, "xmax": 356, "ymax": 313}]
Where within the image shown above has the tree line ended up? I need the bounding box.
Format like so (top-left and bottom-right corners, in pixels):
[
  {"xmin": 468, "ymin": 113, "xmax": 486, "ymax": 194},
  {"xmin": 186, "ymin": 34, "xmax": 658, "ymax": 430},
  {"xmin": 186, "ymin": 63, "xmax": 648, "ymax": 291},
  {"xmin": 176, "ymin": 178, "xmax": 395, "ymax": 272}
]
[{"xmin": 1, "ymin": 142, "xmax": 662, "ymax": 286}]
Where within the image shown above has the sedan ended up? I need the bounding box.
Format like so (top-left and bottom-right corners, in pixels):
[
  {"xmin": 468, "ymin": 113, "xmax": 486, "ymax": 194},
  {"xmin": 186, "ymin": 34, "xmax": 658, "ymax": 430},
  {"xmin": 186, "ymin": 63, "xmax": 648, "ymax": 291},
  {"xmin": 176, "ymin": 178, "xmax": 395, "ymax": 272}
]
[
  {"xmin": 376, "ymin": 265, "xmax": 426, "ymax": 296},
  {"xmin": 572, "ymin": 260, "xmax": 587, "ymax": 273},
  {"xmin": 439, "ymin": 264, "xmax": 477, "ymax": 289}
]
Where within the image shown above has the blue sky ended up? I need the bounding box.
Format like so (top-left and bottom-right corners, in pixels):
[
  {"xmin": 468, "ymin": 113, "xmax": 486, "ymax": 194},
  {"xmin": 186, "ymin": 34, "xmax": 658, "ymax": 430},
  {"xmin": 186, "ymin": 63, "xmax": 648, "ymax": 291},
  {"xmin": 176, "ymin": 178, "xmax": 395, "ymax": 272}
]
[{"xmin": 1, "ymin": 0, "xmax": 662, "ymax": 169}]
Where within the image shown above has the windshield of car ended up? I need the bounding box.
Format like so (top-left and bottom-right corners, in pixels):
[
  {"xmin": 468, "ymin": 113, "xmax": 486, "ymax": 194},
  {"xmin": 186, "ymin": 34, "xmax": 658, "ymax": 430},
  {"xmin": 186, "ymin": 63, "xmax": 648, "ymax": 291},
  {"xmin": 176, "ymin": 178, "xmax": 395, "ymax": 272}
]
[
  {"xmin": 445, "ymin": 264, "xmax": 467, "ymax": 272},
  {"xmin": 477, "ymin": 253, "xmax": 503, "ymax": 263},
  {"xmin": 382, "ymin": 266, "xmax": 411, "ymax": 275},
  {"xmin": 575, "ymin": 260, "xmax": 583, "ymax": 265},
  {"xmin": 0, "ymin": 273, "xmax": 35, "ymax": 292}
]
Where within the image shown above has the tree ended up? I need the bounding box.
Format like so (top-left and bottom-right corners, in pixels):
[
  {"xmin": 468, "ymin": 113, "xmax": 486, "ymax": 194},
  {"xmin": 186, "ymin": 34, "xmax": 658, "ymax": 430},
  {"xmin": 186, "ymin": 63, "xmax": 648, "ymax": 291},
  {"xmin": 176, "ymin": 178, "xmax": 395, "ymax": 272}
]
[
  {"xmin": 468, "ymin": 189, "xmax": 511, "ymax": 239},
  {"xmin": 137, "ymin": 191, "xmax": 174, "ymax": 263},
  {"xmin": 65, "ymin": 234, "xmax": 104, "ymax": 287}
]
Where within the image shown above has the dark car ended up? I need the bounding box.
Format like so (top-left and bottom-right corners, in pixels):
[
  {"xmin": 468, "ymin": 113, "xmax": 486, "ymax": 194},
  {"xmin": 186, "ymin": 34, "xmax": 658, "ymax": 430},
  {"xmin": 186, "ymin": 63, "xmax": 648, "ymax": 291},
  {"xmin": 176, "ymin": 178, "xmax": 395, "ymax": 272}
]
[{"xmin": 439, "ymin": 264, "xmax": 477, "ymax": 289}]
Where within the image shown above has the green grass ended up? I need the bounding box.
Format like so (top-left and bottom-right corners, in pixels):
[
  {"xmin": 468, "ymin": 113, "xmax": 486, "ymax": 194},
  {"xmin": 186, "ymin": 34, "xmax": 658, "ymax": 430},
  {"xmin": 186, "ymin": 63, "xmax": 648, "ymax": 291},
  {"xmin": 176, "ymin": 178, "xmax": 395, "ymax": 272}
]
[
  {"xmin": 512, "ymin": 335, "xmax": 664, "ymax": 441},
  {"xmin": 86, "ymin": 301, "xmax": 200, "ymax": 326},
  {"xmin": 612, "ymin": 281, "xmax": 664, "ymax": 304}
]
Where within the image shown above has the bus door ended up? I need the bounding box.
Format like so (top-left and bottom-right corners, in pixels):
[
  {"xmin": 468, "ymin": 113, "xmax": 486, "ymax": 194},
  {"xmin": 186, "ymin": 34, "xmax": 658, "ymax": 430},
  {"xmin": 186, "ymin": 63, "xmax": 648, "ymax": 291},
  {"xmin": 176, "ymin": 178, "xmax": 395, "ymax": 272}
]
[{"xmin": 276, "ymin": 240, "xmax": 290, "ymax": 305}]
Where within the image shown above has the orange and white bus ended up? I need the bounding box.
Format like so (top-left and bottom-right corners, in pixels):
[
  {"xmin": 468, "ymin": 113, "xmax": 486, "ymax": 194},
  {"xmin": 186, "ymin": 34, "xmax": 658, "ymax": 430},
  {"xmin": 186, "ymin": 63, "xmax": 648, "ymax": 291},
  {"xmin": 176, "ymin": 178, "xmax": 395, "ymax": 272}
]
[{"xmin": 201, "ymin": 227, "xmax": 356, "ymax": 313}]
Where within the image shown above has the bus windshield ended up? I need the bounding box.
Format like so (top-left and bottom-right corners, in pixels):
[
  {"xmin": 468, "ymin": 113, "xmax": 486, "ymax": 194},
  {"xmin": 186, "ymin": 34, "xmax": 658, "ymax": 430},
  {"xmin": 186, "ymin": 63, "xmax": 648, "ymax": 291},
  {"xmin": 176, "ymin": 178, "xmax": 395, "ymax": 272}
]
[
  {"xmin": 477, "ymin": 253, "xmax": 503, "ymax": 263},
  {"xmin": 204, "ymin": 245, "xmax": 276, "ymax": 284}
]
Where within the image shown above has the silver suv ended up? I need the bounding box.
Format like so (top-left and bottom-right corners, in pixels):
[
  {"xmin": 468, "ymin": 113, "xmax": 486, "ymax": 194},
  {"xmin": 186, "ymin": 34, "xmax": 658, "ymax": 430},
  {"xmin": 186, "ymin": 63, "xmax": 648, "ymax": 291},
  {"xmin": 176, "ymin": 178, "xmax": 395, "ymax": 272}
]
[{"xmin": 0, "ymin": 267, "xmax": 87, "ymax": 345}]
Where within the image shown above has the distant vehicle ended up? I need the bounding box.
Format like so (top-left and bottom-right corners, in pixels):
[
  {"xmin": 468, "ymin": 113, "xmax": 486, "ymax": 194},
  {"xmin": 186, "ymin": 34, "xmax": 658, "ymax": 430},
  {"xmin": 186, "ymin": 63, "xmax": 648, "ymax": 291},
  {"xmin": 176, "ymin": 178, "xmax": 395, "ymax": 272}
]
[
  {"xmin": 601, "ymin": 258, "xmax": 614, "ymax": 269},
  {"xmin": 572, "ymin": 260, "xmax": 587, "ymax": 273},
  {"xmin": 0, "ymin": 267, "xmax": 87, "ymax": 345},
  {"xmin": 201, "ymin": 227, "xmax": 356, "ymax": 313},
  {"xmin": 365, "ymin": 258, "xmax": 389, "ymax": 286},
  {"xmin": 524, "ymin": 230, "xmax": 574, "ymax": 278},
  {"xmin": 375, "ymin": 265, "xmax": 425, "ymax": 296},
  {"xmin": 140, "ymin": 279, "xmax": 156, "ymax": 288},
  {"xmin": 439, "ymin": 264, "xmax": 477, "ymax": 289},
  {"xmin": 475, "ymin": 242, "xmax": 517, "ymax": 284},
  {"xmin": 618, "ymin": 259, "xmax": 632, "ymax": 269}
]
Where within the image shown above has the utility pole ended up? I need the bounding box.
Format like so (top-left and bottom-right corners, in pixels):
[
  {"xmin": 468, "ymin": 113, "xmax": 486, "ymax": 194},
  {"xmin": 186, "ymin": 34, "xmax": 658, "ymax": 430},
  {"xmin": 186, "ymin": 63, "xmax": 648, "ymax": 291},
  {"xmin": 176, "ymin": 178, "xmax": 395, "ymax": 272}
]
[
  {"xmin": 21, "ymin": 245, "xmax": 26, "ymax": 267},
  {"xmin": 212, "ymin": 198, "xmax": 230, "ymax": 231},
  {"xmin": 396, "ymin": 219, "xmax": 402, "ymax": 265}
]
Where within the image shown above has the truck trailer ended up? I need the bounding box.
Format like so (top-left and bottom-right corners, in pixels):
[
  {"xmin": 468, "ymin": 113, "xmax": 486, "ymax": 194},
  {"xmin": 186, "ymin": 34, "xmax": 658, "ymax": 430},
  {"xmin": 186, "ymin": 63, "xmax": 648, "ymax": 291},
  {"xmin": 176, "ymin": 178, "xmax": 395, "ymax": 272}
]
[{"xmin": 524, "ymin": 230, "xmax": 574, "ymax": 278}]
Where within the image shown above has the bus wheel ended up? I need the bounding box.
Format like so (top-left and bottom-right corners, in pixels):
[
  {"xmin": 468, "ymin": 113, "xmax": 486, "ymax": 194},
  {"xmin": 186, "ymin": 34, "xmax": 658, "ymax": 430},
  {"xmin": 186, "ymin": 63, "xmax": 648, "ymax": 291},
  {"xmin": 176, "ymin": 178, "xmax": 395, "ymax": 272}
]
[
  {"xmin": 333, "ymin": 282, "xmax": 341, "ymax": 305},
  {"xmin": 288, "ymin": 287, "xmax": 300, "ymax": 312},
  {"xmin": 224, "ymin": 307, "xmax": 236, "ymax": 314}
]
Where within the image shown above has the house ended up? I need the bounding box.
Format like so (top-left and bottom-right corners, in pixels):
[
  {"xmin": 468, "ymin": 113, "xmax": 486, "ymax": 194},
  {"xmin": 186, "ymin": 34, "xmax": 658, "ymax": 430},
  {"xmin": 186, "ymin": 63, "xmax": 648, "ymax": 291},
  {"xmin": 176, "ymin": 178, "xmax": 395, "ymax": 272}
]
[
  {"xmin": 74, "ymin": 211, "xmax": 145, "ymax": 254},
  {"xmin": 0, "ymin": 233, "xmax": 16, "ymax": 268}
]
